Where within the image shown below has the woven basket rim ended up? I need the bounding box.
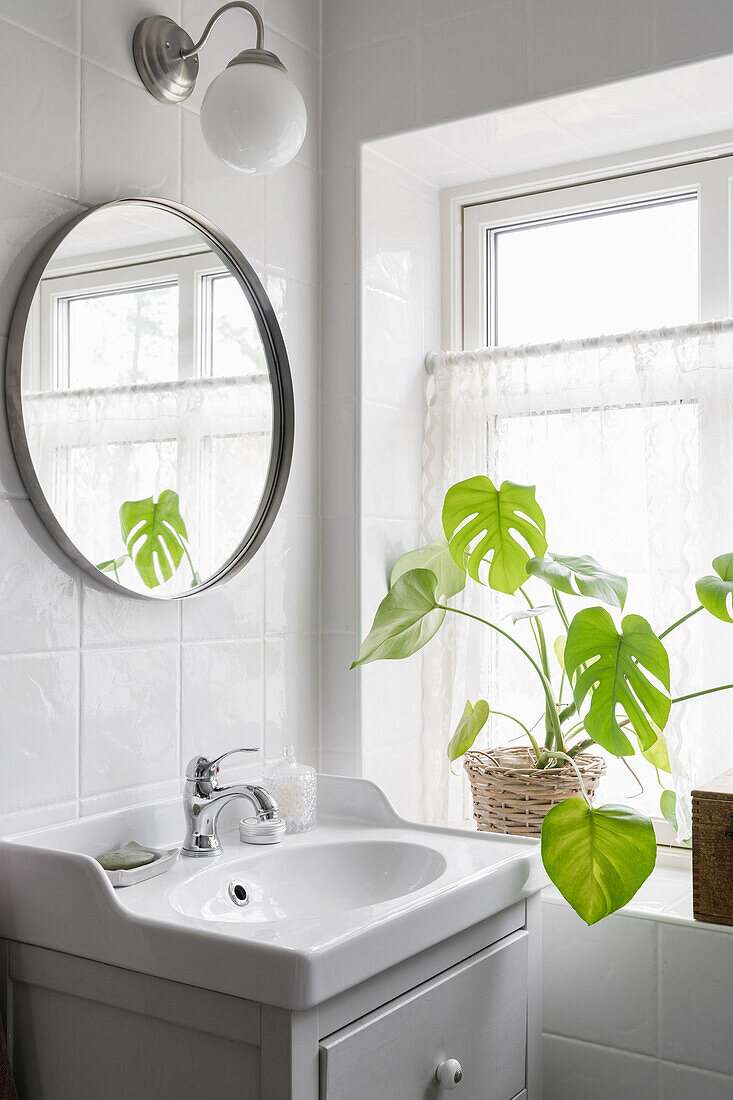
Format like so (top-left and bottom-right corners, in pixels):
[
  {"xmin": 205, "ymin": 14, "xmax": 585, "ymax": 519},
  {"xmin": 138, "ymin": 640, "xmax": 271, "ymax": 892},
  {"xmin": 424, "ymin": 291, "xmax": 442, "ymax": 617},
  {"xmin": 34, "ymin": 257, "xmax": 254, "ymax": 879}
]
[{"xmin": 464, "ymin": 746, "xmax": 605, "ymax": 775}]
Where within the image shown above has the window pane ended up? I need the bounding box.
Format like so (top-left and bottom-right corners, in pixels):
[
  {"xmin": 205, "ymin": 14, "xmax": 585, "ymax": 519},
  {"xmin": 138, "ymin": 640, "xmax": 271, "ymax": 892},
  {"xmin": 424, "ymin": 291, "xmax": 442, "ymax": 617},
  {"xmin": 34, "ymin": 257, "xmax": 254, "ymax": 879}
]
[
  {"xmin": 66, "ymin": 283, "xmax": 179, "ymax": 388},
  {"xmin": 492, "ymin": 196, "xmax": 698, "ymax": 346},
  {"xmin": 210, "ymin": 274, "xmax": 267, "ymax": 378}
]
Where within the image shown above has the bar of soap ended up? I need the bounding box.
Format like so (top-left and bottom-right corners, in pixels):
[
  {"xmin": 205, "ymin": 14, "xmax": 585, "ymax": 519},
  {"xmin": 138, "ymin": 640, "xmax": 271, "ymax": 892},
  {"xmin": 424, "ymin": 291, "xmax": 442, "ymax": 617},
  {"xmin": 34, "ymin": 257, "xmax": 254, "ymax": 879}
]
[{"xmin": 96, "ymin": 848, "xmax": 156, "ymax": 871}]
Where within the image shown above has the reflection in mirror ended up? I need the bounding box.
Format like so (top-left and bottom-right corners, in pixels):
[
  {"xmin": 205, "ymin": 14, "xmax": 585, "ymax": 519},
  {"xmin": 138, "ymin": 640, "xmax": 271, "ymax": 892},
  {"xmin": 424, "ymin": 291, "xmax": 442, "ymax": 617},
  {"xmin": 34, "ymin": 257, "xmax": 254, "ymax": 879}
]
[{"xmin": 18, "ymin": 202, "xmax": 281, "ymax": 598}]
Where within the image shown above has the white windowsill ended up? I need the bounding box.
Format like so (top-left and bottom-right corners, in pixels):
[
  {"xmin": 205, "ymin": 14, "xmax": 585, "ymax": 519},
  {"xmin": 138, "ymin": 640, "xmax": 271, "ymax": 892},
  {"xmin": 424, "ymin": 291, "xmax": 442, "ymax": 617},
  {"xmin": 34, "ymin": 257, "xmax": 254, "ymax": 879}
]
[{"xmin": 447, "ymin": 818, "xmax": 731, "ymax": 933}]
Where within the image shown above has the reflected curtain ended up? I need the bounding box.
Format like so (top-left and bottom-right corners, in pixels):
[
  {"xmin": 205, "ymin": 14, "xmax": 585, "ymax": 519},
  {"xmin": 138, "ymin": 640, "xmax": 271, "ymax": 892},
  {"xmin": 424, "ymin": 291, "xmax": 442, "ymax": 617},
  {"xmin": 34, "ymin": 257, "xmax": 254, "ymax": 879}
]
[{"xmin": 422, "ymin": 319, "xmax": 733, "ymax": 831}]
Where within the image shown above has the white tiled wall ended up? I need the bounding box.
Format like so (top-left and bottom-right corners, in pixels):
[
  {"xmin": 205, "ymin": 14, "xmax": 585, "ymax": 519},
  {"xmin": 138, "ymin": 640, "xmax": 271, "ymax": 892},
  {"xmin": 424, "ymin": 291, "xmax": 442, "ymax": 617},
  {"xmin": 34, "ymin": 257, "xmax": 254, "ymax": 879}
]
[
  {"xmin": 0, "ymin": 0, "xmax": 320, "ymax": 835},
  {"xmin": 358, "ymin": 149, "xmax": 439, "ymax": 815},
  {"xmin": 320, "ymin": 0, "xmax": 733, "ymax": 783},
  {"xmin": 542, "ymin": 900, "xmax": 733, "ymax": 1098}
]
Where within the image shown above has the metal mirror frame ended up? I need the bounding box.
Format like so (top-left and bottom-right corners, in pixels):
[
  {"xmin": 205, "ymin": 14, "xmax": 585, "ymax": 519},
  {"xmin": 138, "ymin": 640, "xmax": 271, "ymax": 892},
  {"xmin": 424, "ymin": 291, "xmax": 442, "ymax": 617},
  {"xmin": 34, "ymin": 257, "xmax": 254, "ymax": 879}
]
[{"xmin": 4, "ymin": 197, "xmax": 294, "ymax": 600}]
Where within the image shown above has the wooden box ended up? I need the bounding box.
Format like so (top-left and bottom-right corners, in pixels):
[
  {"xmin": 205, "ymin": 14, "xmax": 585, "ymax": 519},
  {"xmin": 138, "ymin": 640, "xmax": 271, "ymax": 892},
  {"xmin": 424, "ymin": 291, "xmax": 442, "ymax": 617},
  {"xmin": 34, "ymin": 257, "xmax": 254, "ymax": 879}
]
[{"xmin": 692, "ymin": 768, "xmax": 733, "ymax": 926}]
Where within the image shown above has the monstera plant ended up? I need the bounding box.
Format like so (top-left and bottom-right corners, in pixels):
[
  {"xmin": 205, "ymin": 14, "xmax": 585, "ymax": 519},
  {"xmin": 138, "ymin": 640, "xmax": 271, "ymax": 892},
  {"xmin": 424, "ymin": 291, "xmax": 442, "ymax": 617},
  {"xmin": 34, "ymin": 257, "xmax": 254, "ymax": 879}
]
[
  {"xmin": 353, "ymin": 476, "xmax": 733, "ymax": 924},
  {"xmin": 97, "ymin": 489, "xmax": 200, "ymax": 590}
]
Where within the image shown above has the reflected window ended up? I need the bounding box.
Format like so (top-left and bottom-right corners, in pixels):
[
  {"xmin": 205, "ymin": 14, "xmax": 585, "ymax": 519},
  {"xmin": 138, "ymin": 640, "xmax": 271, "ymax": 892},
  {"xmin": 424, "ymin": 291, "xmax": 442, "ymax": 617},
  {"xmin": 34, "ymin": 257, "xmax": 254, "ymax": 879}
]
[{"xmin": 63, "ymin": 282, "xmax": 179, "ymax": 388}]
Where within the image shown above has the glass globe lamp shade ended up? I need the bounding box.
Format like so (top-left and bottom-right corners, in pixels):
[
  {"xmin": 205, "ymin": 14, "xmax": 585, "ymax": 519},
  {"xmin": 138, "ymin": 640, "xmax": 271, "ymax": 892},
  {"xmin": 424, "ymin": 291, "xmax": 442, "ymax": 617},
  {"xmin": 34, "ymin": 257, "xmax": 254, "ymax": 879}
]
[{"xmin": 200, "ymin": 57, "xmax": 307, "ymax": 174}]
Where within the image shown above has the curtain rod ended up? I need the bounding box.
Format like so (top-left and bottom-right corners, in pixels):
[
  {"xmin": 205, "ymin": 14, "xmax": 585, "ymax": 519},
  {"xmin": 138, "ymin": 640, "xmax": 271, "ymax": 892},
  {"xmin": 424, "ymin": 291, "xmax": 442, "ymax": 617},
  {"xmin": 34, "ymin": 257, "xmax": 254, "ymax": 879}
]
[{"xmin": 424, "ymin": 316, "xmax": 733, "ymax": 374}]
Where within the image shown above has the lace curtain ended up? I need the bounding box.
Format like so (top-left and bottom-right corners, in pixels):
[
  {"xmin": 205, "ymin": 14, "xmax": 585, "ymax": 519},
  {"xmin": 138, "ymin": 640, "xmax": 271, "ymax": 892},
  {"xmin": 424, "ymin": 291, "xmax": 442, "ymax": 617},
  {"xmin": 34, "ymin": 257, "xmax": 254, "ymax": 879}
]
[
  {"xmin": 421, "ymin": 320, "xmax": 733, "ymax": 831},
  {"xmin": 24, "ymin": 375, "xmax": 272, "ymax": 594}
]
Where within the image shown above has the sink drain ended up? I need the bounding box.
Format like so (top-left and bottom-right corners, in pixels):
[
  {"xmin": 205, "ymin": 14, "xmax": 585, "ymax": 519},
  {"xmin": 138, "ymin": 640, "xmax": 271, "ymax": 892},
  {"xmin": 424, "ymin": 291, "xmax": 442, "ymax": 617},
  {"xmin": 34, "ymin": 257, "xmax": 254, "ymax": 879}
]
[{"xmin": 228, "ymin": 880, "xmax": 250, "ymax": 907}]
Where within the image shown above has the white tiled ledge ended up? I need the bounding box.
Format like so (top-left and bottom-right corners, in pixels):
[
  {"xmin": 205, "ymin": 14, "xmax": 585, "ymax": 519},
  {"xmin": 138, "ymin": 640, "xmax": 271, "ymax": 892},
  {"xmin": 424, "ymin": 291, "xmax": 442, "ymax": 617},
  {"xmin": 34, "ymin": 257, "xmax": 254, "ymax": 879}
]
[{"xmin": 544, "ymin": 846, "xmax": 733, "ymax": 933}]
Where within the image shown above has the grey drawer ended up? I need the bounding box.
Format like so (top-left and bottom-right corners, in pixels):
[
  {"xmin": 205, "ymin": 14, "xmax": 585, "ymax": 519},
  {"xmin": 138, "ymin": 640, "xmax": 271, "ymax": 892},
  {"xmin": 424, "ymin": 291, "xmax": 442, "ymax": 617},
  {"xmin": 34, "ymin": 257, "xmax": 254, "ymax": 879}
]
[{"xmin": 320, "ymin": 932, "xmax": 528, "ymax": 1100}]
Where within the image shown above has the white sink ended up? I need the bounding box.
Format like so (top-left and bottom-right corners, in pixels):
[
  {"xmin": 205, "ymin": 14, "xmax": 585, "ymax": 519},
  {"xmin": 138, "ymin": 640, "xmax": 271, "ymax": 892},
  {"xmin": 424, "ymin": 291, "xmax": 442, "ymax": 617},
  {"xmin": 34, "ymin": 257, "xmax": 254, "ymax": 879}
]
[
  {"xmin": 169, "ymin": 839, "xmax": 447, "ymax": 923},
  {"xmin": 0, "ymin": 775, "xmax": 545, "ymax": 1009}
]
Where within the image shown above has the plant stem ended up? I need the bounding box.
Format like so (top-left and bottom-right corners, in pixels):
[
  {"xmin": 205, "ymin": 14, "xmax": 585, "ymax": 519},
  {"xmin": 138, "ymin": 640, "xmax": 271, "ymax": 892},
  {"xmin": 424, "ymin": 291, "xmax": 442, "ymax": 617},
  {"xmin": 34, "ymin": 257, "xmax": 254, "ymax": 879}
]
[
  {"xmin": 552, "ymin": 588, "xmax": 571, "ymax": 632},
  {"xmin": 519, "ymin": 586, "xmax": 555, "ymax": 749},
  {"xmin": 659, "ymin": 604, "xmax": 703, "ymax": 640},
  {"xmin": 491, "ymin": 710, "xmax": 542, "ymax": 760},
  {"xmin": 439, "ymin": 604, "xmax": 564, "ymax": 750},
  {"xmin": 672, "ymin": 682, "xmax": 733, "ymax": 705},
  {"xmin": 543, "ymin": 750, "xmax": 592, "ymax": 807}
]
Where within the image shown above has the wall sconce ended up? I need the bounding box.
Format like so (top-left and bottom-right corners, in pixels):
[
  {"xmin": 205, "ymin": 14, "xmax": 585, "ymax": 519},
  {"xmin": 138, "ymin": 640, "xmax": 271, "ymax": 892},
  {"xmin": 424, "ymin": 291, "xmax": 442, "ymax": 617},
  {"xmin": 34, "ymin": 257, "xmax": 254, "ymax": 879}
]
[{"xmin": 133, "ymin": 2, "xmax": 307, "ymax": 175}]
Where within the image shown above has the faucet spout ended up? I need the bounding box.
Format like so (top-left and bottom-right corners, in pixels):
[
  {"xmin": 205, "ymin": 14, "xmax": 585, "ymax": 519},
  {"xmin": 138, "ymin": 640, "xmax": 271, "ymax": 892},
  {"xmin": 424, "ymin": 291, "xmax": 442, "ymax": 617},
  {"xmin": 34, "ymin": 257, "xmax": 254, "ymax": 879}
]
[{"xmin": 181, "ymin": 752, "xmax": 279, "ymax": 857}]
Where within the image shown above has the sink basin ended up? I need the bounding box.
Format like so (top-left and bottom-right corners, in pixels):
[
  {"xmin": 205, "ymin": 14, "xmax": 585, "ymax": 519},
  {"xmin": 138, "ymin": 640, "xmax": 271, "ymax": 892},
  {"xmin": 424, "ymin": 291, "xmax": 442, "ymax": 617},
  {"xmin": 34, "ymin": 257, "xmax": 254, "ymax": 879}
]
[
  {"xmin": 0, "ymin": 775, "xmax": 545, "ymax": 1009},
  {"xmin": 169, "ymin": 839, "xmax": 448, "ymax": 923}
]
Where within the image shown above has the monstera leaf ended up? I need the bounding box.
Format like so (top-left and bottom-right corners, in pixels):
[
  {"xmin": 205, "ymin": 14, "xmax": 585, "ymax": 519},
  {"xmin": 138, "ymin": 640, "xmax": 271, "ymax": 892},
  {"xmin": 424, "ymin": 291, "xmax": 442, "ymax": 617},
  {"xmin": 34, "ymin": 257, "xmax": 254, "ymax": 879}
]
[
  {"xmin": 442, "ymin": 477, "xmax": 547, "ymax": 594},
  {"xmin": 541, "ymin": 799, "xmax": 656, "ymax": 925},
  {"xmin": 564, "ymin": 607, "xmax": 670, "ymax": 757},
  {"xmin": 95, "ymin": 555, "xmax": 129, "ymax": 582},
  {"xmin": 120, "ymin": 490, "xmax": 189, "ymax": 590},
  {"xmin": 696, "ymin": 553, "xmax": 733, "ymax": 623},
  {"xmin": 527, "ymin": 553, "xmax": 627, "ymax": 610},
  {"xmin": 447, "ymin": 699, "xmax": 490, "ymax": 762},
  {"xmin": 390, "ymin": 536, "xmax": 465, "ymax": 600},
  {"xmin": 351, "ymin": 569, "xmax": 445, "ymax": 667}
]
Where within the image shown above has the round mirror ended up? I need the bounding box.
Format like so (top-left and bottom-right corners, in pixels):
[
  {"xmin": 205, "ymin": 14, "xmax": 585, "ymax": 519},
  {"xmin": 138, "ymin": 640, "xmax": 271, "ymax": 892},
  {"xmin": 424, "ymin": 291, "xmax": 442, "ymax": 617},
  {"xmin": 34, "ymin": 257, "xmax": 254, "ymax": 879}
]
[{"xmin": 5, "ymin": 199, "xmax": 293, "ymax": 599}]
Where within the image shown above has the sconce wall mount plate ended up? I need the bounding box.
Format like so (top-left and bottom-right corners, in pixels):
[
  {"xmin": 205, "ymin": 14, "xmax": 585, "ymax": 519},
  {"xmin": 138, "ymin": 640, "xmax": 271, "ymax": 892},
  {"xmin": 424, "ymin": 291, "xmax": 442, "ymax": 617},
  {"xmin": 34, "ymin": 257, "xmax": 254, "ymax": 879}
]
[{"xmin": 132, "ymin": 15, "xmax": 200, "ymax": 104}]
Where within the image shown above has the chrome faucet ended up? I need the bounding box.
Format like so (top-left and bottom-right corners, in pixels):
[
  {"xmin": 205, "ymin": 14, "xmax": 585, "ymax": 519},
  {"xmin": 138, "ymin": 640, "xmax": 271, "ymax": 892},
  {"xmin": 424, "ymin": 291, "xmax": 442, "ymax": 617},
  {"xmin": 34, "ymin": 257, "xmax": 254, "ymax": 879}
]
[{"xmin": 181, "ymin": 748, "xmax": 279, "ymax": 857}]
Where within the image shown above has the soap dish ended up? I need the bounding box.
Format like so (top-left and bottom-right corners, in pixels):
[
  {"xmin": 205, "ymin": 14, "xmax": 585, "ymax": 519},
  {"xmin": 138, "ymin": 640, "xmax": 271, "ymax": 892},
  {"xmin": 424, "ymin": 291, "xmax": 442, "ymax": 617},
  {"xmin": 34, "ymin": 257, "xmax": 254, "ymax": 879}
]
[
  {"xmin": 239, "ymin": 816, "xmax": 286, "ymax": 845},
  {"xmin": 97, "ymin": 840, "xmax": 179, "ymax": 887}
]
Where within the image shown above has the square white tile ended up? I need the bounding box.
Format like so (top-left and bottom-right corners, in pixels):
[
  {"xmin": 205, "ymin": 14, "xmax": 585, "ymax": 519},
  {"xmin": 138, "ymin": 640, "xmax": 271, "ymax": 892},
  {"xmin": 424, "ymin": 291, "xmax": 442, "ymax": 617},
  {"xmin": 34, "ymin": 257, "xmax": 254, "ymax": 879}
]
[
  {"xmin": 661, "ymin": 921, "xmax": 733, "ymax": 1075},
  {"xmin": 543, "ymin": 904, "xmax": 658, "ymax": 1056},
  {"xmin": 265, "ymin": 0, "xmax": 320, "ymax": 55},
  {"xmin": 322, "ymin": 516, "xmax": 357, "ymax": 636},
  {"xmin": 321, "ymin": 402, "xmax": 357, "ymax": 518},
  {"xmin": 81, "ymin": 644, "xmax": 178, "ymax": 797},
  {"xmin": 322, "ymin": 284, "xmax": 358, "ymax": 404},
  {"xmin": 0, "ymin": 21, "xmax": 79, "ymax": 197},
  {"xmin": 0, "ymin": 0, "xmax": 78, "ymax": 51},
  {"xmin": 264, "ymin": 513, "xmax": 319, "ymax": 635},
  {"xmin": 82, "ymin": 580, "xmax": 180, "ymax": 647},
  {"xmin": 264, "ymin": 633, "xmax": 319, "ymax": 761},
  {"xmin": 82, "ymin": 0, "xmax": 179, "ymax": 82},
  {"xmin": 81, "ymin": 62, "xmax": 181, "ymax": 204},
  {"xmin": 543, "ymin": 1036, "xmax": 657, "ymax": 1100},
  {"xmin": 322, "ymin": 165, "xmax": 358, "ymax": 287},
  {"xmin": 323, "ymin": 0, "xmax": 417, "ymax": 57},
  {"xmin": 528, "ymin": 0, "xmax": 653, "ymax": 97},
  {"xmin": 182, "ymin": 552, "xmax": 264, "ymax": 641},
  {"xmin": 321, "ymin": 633, "xmax": 359, "ymax": 755},
  {"xmin": 265, "ymin": 161, "xmax": 319, "ymax": 284},
  {"xmin": 655, "ymin": 0, "xmax": 733, "ymax": 67},
  {"xmin": 417, "ymin": 3, "xmax": 528, "ymax": 126},
  {"xmin": 323, "ymin": 36, "xmax": 418, "ymax": 170},
  {"xmin": 0, "ymin": 652, "xmax": 78, "ymax": 814},
  {"xmin": 0, "ymin": 179, "xmax": 80, "ymax": 342},
  {"xmin": 181, "ymin": 638, "xmax": 264, "ymax": 761},
  {"xmin": 181, "ymin": 109, "xmax": 266, "ymax": 266},
  {"xmin": 0, "ymin": 500, "xmax": 80, "ymax": 653},
  {"xmin": 659, "ymin": 1062, "xmax": 733, "ymax": 1100}
]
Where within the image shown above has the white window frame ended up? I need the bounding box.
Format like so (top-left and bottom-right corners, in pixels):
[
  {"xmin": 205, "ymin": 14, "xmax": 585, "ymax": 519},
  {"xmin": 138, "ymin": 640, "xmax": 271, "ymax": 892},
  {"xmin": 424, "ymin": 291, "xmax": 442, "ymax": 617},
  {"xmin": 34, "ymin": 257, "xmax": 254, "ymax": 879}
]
[
  {"xmin": 442, "ymin": 140, "xmax": 733, "ymax": 353},
  {"xmin": 441, "ymin": 141, "xmax": 733, "ymax": 845},
  {"xmin": 34, "ymin": 248, "xmax": 227, "ymax": 392}
]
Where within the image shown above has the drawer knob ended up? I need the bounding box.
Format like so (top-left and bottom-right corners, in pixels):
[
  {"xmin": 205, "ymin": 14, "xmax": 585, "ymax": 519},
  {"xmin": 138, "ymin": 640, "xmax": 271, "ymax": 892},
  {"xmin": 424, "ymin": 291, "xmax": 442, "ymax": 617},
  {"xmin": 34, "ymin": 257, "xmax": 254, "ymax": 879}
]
[{"xmin": 435, "ymin": 1058, "xmax": 463, "ymax": 1089}]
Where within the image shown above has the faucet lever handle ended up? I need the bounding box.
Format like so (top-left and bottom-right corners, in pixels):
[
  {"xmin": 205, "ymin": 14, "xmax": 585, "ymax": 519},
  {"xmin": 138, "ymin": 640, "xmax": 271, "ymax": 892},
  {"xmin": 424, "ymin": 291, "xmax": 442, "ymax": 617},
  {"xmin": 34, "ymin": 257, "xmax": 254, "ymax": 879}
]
[{"xmin": 185, "ymin": 748, "xmax": 258, "ymax": 784}]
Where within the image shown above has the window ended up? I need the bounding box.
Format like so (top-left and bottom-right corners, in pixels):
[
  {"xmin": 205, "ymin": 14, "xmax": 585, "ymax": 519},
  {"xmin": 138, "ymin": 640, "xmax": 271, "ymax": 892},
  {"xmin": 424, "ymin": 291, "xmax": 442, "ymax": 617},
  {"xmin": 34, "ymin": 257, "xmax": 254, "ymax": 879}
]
[
  {"xmin": 490, "ymin": 195, "xmax": 698, "ymax": 346},
  {"xmin": 446, "ymin": 154, "xmax": 733, "ymax": 834}
]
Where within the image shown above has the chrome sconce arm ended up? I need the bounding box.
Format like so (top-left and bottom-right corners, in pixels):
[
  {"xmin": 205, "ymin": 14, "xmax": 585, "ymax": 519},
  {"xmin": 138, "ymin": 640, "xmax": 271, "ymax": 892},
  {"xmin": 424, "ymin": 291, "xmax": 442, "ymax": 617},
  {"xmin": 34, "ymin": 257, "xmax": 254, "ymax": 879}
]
[{"xmin": 133, "ymin": 1, "xmax": 281, "ymax": 106}]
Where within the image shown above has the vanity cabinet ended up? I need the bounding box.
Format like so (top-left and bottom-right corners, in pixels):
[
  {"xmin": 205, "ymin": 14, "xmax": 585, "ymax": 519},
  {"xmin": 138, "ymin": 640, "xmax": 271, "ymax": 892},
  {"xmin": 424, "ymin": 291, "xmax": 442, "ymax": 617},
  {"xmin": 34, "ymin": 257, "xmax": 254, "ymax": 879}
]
[
  {"xmin": 320, "ymin": 933, "xmax": 528, "ymax": 1100},
  {"xmin": 1, "ymin": 898, "xmax": 540, "ymax": 1100}
]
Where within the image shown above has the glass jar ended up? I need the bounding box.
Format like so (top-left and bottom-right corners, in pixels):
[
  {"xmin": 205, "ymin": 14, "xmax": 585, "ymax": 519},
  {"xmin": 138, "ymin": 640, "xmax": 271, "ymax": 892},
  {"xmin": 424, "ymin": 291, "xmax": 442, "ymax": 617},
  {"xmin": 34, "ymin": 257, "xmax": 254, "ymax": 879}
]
[{"xmin": 263, "ymin": 745, "xmax": 316, "ymax": 833}]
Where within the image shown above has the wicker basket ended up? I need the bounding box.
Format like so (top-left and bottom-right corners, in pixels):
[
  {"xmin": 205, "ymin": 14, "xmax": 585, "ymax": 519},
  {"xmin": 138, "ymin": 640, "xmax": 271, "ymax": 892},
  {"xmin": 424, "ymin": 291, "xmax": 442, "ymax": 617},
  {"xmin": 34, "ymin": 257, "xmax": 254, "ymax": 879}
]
[{"xmin": 464, "ymin": 746, "xmax": 606, "ymax": 837}]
